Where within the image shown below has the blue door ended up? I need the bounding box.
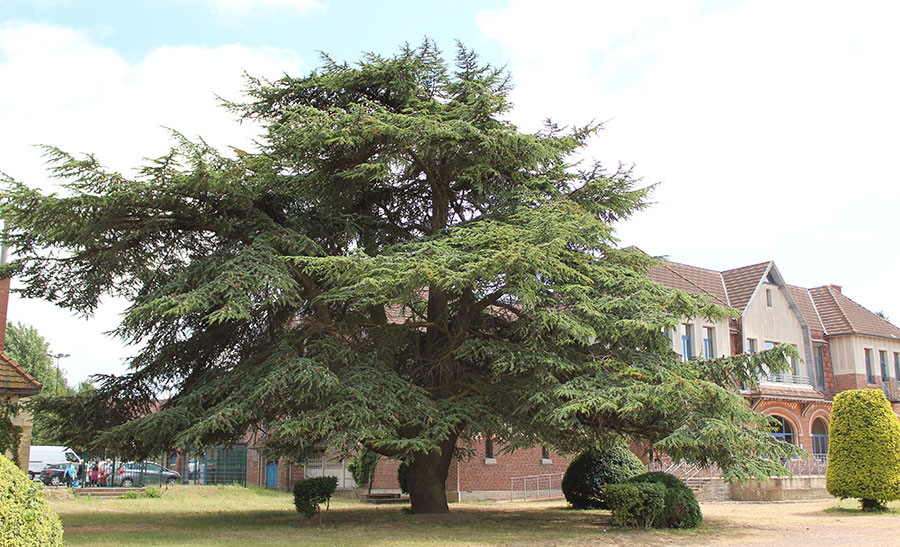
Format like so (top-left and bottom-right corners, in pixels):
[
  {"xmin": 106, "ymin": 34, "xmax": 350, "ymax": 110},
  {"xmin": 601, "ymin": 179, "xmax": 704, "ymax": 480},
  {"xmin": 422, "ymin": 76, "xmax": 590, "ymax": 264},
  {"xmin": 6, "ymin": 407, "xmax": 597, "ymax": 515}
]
[{"xmin": 265, "ymin": 461, "xmax": 278, "ymax": 488}]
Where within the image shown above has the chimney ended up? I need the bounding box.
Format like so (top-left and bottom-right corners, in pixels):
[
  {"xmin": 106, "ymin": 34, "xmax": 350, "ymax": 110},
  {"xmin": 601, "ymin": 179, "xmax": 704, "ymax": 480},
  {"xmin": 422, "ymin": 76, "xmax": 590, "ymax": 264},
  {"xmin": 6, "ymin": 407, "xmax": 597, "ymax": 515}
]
[{"xmin": 828, "ymin": 284, "xmax": 842, "ymax": 294}]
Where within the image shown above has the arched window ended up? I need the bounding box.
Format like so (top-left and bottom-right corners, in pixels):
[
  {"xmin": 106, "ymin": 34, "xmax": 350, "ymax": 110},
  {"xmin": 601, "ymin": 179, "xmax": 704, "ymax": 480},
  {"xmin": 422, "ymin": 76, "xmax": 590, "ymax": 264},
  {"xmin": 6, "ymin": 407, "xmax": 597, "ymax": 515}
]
[
  {"xmin": 812, "ymin": 418, "xmax": 828, "ymax": 460},
  {"xmin": 770, "ymin": 415, "xmax": 795, "ymax": 445}
]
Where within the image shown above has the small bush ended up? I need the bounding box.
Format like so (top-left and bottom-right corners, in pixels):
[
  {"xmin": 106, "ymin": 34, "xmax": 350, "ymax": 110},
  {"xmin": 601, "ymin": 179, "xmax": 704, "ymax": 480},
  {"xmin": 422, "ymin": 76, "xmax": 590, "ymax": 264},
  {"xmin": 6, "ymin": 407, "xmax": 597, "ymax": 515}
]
[
  {"xmin": 0, "ymin": 454, "xmax": 64, "ymax": 546},
  {"xmin": 826, "ymin": 389, "xmax": 900, "ymax": 511},
  {"xmin": 561, "ymin": 443, "xmax": 646, "ymax": 509},
  {"xmin": 606, "ymin": 482, "xmax": 666, "ymax": 529},
  {"xmin": 293, "ymin": 476, "xmax": 338, "ymax": 518},
  {"xmin": 144, "ymin": 487, "xmax": 162, "ymax": 498},
  {"xmin": 625, "ymin": 472, "xmax": 702, "ymax": 528},
  {"xmin": 120, "ymin": 491, "xmax": 142, "ymax": 499}
]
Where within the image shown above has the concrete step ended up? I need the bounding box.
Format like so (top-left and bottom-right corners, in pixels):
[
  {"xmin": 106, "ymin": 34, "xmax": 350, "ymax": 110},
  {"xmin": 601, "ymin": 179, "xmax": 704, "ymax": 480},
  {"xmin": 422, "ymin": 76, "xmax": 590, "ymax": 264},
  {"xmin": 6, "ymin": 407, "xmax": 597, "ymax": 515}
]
[{"xmin": 361, "ymin": 493, "xmax": 410, "ymax": 505}]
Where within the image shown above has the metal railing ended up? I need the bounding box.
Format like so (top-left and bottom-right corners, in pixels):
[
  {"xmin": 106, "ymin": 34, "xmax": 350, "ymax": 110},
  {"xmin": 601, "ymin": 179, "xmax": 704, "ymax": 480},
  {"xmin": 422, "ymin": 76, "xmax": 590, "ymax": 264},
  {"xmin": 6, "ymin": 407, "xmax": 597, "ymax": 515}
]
[
  {"xmin": 509, "ymin": 472, "xmax": 564, "ymax": 501},
  {"xmin": 651, "ymin": 455, "xmax": 828, "ymax": 482},
  {"xmin": 761, "ymin": 373, "xmax": 811, "ymax": 385}
]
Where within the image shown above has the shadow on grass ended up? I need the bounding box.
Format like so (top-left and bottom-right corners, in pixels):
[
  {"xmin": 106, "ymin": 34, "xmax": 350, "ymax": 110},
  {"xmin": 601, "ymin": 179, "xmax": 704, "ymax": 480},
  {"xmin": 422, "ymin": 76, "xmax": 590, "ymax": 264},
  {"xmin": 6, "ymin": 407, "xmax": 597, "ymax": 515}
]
[{"xmin": 58, "ymin": 503, "xmax": 727, "ymax": 547}]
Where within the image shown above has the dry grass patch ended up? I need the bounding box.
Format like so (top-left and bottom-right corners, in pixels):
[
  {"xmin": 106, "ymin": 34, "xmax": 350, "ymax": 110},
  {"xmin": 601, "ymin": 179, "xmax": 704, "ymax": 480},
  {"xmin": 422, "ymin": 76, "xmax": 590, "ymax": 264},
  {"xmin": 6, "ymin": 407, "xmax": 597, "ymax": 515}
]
[{"xmin": 48, "ymin": 486, "xmax": 900, "ymax": 546}]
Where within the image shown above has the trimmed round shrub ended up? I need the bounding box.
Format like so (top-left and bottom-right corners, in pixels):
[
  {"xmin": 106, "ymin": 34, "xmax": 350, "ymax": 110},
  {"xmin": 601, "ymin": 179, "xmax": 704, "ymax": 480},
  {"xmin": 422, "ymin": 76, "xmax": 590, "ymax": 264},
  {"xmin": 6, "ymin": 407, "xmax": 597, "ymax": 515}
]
[
  {"xmin": 606, "ymin": 482, "xmax": 666, "ymax": 529},
  {"xmin": 0, "ymin": 454, "xmax": 64, "ymax": 546},
  {"xmin": 826, "ymin": 389, "xmax": 900, "ymax": 510},
  {"xmin": 561, "ymin": 444, "xmax": 646, "ymax": 509},
  {"xmin": 626, "ymin": 472, "xmax": 702, "ymax": 529}
]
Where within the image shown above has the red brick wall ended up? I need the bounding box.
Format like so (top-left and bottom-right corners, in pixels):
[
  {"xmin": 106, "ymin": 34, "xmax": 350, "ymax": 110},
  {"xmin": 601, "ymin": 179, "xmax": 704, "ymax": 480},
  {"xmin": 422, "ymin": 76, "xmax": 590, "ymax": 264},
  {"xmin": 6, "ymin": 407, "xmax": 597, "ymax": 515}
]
[
  {"xmin": 756, "ymin": 401, "xmax": 831, "ymax": 454},
  {"xmin": 834, "ymin": 373, "xmax": 868, "ymax": 391},
  {"xmin": 820, "ymin": 342, "xmax": 836, "ymax": 393}
]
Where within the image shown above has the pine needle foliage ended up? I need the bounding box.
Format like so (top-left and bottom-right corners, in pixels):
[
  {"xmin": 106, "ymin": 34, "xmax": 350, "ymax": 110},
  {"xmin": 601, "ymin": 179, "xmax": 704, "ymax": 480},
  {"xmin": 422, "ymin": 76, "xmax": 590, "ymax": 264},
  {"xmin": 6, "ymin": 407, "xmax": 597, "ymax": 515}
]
[{"xmin": 1, "ymin": 41, "xmax": 799, "ymax": 513}]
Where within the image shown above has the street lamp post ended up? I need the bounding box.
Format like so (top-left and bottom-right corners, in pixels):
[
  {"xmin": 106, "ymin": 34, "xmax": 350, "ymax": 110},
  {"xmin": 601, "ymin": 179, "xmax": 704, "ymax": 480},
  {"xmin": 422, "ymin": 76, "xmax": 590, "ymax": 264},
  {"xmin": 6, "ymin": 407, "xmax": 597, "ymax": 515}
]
[{"xmin": 46, "ymin": 352, "xmax": 70, "ymax": 396}]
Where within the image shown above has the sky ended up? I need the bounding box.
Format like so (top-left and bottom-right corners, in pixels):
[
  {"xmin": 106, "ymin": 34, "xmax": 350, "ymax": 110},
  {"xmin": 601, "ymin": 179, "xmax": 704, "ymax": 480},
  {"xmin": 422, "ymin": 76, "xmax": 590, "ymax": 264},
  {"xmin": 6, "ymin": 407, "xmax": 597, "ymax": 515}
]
[{"xmin": 1, "ymin": 0, "xmax": 899, "ymax": 385}]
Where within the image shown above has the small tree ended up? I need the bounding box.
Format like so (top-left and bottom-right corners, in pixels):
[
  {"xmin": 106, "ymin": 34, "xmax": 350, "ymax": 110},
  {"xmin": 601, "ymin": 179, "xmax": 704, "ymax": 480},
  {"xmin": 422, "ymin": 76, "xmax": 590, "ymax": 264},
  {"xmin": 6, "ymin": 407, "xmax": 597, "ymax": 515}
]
[{"xmin": 826, "ymin": 389, "xmax": 900, "ymax": 511}]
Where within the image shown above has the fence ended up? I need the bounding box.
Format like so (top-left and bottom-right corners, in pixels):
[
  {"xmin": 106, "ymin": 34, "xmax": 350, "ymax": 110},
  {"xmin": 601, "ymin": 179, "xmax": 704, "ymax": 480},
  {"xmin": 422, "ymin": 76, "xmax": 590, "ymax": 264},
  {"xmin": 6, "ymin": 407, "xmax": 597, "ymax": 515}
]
[
  {"xmin": 304, "ymin": 457, "xmax": 356, "ymax": 489},
  {"xmin": 509, "ymin": 472, "xmax": 564, "ymax": 501},
  {"xmin": 45, "ymin": 444, "xmax": 249, "ymax": 488}
]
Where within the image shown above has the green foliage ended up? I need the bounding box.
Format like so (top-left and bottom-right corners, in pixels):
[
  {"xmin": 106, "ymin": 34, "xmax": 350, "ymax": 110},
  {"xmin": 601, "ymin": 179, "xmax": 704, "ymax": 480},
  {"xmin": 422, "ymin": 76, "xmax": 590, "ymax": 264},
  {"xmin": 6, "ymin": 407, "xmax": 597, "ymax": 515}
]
[
  {"xmin": 347, "ymin": 447, "xmax": 379, "ymax": 489},
  {"xmin": 826, "ymin": 389, "xmax": 900, "ymax": 510},
  {"xmin": 561, "ymin": 443, "xmax": 646, "ymax": 509},
  {"xmin": 605, "ymin": 482, "xmax": 666, "ymax": 529},
  {"xmin": 293, "ymin": 476, "xmax": 338, "ymax": 518},
  {"xmin": 0, "ymin": 39, "xmax": 801, "ymax": 512},
  {"xmin": 0, "ymin": 454, "xmax": 64, "ymax": 546},
  {"xmin": 120, "ymin": 486, "xmax": 163, "ymax": 500},
  {"xmin": 5, "ymin": 321, "xmax": 79, "ymax": 444},
  {"xmin": 0, "ymin": 399, "xmax": 22, "ymax": 465},
  {"xmin": 625, "ymin": 472, "xmax": 702, "ymax": 528}
]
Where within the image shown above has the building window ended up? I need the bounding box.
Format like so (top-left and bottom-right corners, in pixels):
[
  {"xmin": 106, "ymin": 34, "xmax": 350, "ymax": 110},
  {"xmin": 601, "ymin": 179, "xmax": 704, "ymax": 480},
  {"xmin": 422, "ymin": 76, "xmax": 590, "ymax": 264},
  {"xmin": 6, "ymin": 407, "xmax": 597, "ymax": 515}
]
[
  {"xmin": 880, "ymin": 350, "xmax": 889, "ymax": 380},
  {"xmin": 812, "ymin": 419, "xmax": 828, "ymax": 461},
  {"xmin": 865, "ymin": 348, "xmax": 874, "ymax": 383},
  {"xmin": 895, "ymin": 352, "xmax": 900, "ymax": 380},
  {"xmin": 682, "ymin": 324, "xmax": 693, "ymax": 361},
  {"xmin": 485, "ymin": 437, "xmax": 494, "ymax": 459},
  {"xmin": 764, "ymin": 341, "xmax": 776, "ymax": 351},
  {"xmin": 791, "ymin": 344, "xmax": 801, "ymax": 377},
  {"xmin": 766, "ymin": 289, "xmax": 773, "ymax": 307},
  {"xmin": 747, "ymin": 338, "xmax": 758, "ymax": 353},
  {"xmin": 703, "ymin": 327, "xmax": 715, "ymax": 358},
  {"xmin": 770, "ymin": 416, "xmax": 795, "ymax": 445},
  {"xmin": 814, "ymin": 346, "xmax": 825, "ymax": 388}
]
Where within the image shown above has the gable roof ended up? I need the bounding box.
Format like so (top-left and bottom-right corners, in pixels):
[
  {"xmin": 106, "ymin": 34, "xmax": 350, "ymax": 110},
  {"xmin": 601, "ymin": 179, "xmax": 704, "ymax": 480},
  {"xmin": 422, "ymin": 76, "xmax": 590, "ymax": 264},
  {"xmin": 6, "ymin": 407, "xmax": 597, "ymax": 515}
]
[
  {"xmin": 647, "ymin": 255, "xmax": 900, "ymax": 342},
  {"xmin": 787, "ymin": 284, "xmax": 825, "ymax": 336},
  {"xmin": 809, "ymin": 285, "xmax": 900, "ymax": 339},
  {"xmin": 647, "ymin": 261, "xmax": 729, "ymax": 307},
  {"xmin": 721, "ymin": 262, "xmax": 771, "ymax": 312},
  {"xmin": 0, "ymin": 352, "xmax": 41, "ymax": 396}
]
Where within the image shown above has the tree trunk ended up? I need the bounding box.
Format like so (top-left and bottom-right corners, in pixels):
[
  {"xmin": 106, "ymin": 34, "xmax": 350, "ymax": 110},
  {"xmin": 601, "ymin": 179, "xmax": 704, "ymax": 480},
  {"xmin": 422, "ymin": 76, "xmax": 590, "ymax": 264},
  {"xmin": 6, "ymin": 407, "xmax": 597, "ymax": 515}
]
[{"xmin": 406, "ymin": 435, "xmax": 457, "ymax": 514}]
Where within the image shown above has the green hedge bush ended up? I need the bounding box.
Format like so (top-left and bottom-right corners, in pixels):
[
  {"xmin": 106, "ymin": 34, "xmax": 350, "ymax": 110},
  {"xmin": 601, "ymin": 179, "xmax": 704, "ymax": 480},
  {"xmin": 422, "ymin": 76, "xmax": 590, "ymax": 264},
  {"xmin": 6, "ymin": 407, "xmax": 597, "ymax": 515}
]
[
  {"xmin": 0, "ymin": 454, "xmax": 64, "ymax": 546},
  {"xmin": 625, "ymin": 471, "xmax": 702, "ymax": 528},
  {"xmin": 292, "ymin": 476, "xmax": 338, "ymax": 518},
  {"xmin": 826, "ymin": 389, "xmax": 900, "ymax": 510},
  {"xmin": 561, "ymin": 443, "xmax": 646, "ymax": 509},
  {"xmin": 605, "ymin": 482, "xmax": 666, "ymax": 529}
]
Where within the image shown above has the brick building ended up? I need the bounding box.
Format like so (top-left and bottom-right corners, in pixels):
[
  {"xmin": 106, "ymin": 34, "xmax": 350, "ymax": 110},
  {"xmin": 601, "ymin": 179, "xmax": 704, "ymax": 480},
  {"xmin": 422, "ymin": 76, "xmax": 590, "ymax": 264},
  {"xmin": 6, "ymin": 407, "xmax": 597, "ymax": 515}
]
[
  {"xmin": 177, "ymin": 257, "xmax": 900, "ymax": 499},
  {"xmin": 648, "ymin": 258, "xmax": 900, "ymax": 459}
]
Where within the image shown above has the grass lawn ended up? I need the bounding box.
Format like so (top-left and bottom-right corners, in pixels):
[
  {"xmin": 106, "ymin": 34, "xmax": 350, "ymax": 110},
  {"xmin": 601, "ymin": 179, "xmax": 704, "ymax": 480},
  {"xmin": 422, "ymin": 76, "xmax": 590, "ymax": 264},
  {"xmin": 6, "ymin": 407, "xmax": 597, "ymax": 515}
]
[{"xmin": 47, "ymin": 485, "xmax": 900, "ymax": 546}]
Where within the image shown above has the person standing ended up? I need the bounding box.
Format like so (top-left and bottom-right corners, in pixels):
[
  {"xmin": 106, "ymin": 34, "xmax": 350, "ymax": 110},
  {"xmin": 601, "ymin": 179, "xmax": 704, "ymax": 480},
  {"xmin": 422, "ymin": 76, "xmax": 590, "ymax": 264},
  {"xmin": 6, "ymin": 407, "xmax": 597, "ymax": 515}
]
[{"xmin": 65, "ymin": 462, "xmax": 76, "ymax": 488}]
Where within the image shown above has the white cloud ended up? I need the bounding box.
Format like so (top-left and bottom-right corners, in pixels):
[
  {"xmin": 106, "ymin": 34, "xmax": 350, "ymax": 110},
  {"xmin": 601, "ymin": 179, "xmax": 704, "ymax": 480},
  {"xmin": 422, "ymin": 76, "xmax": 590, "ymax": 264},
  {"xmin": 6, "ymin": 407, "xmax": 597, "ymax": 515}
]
[
  {"xmin": 202, "ymin": 0, "xmax": 321, "ymax": 15},
  {"xmin": 0, "ymin": 21, "xmax": 305, "ymax": 383},
  {"xmin": 479, "ymin": 0, "xmax": 900, "ymax": 319}
]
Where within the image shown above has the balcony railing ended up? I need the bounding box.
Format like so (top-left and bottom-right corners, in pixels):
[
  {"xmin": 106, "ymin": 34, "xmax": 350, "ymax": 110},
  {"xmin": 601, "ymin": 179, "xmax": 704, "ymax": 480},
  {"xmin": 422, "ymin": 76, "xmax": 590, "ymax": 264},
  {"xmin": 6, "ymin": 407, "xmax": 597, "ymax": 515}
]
[{"xmin": 761, "ymin": 373, "xmax": 811, "ymax": 386}]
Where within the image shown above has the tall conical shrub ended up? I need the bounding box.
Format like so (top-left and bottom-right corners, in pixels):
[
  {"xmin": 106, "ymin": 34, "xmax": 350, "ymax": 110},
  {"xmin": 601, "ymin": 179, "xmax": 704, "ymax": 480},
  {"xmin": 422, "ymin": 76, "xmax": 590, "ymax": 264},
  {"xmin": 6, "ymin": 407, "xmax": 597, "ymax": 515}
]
[
  {"xmin": 826, "ymin": 389, "xmax": 900, "ymax": 510},
  {"xmin": 0, "ymin": 454, "xmax": 64, "ymax": 546}
]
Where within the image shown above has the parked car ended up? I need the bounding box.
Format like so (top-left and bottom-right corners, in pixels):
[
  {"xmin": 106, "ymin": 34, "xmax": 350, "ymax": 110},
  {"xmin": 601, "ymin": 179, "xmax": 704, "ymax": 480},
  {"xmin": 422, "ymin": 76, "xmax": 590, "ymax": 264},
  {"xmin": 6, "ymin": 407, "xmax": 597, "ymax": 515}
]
[
  {"xmin": 40, "ymin": 463, "xmax": 69, "ymax": 486},
  {"xmin": 114, "ymin": 461, "xmax": 181, "ymax": 487},
  {"xmin": 28, "ymin": 446, "xmax": 82, "ymax": 481}
]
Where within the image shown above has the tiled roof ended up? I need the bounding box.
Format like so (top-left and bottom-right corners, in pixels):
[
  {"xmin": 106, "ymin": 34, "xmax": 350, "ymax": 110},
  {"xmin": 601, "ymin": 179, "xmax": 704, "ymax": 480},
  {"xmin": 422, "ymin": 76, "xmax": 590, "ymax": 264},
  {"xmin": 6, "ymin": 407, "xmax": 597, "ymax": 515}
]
[
  {"xmin": 0, "ymin": 352, "xmax": 41, "ymax": 395},
  {"xmin": 647, "ymin": 261, "xmax": 729, "ymax": 307},
  {"xmin": 809, "ymin": 286, "xmax": 900, "ymax": 339},
  {"xmin": 648, "ymin": 257, "xmax": 900, "ymax": 341},
  {"xmin": 721, "ymin": 262, "xmax": 771, "ymax": 312},
  {"xmin": 787, "ymin": 285, "xmax": 825, "ymax": 336}
]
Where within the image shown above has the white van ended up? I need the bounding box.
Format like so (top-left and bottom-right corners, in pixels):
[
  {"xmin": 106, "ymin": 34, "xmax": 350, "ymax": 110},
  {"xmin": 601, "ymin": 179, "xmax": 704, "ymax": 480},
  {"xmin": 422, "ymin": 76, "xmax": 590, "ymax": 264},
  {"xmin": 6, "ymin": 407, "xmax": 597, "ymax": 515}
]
[{"xmin": 28, "ymin": 446, "xmax": 82, "ymax": 481}]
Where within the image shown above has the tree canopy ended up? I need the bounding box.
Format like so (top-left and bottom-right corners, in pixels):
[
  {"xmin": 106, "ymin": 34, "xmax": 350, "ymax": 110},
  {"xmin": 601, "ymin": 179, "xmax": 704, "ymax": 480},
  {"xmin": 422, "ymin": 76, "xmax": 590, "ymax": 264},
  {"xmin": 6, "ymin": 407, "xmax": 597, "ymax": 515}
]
[
  {"xmin": 0, "ymin": 41, "xmax": 798, "ymax": 513},
  {"xmin": 4, "ymin": 322, "xmax": 76, "ymax": 444}
]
